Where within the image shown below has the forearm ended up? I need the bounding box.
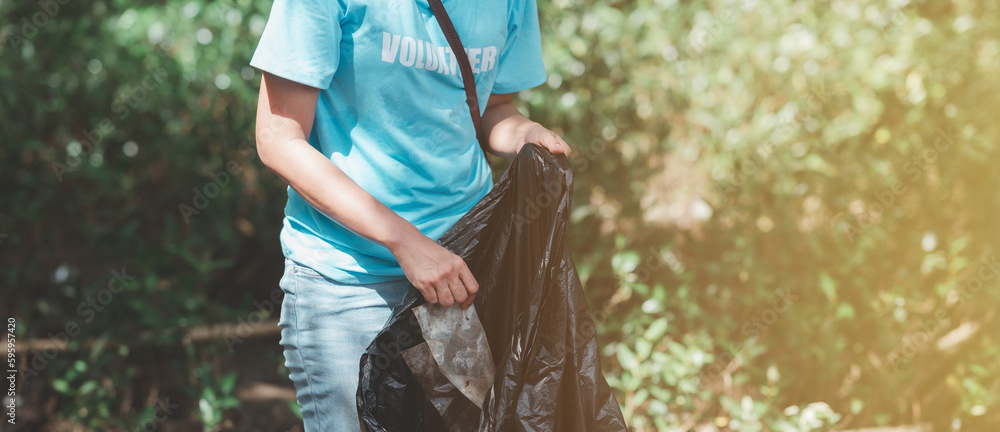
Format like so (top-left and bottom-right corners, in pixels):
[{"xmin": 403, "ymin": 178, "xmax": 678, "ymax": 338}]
[
  {"xmin": 258, "ymin": 137, "xmax": 418, "ymax": 252},
  {"xmin": 481, "ymin": 100, "xmax": 537, "ymax": 158},
  {"xmin": 255, "ymin": 71, "xmax": 478, "ymax": 308}
]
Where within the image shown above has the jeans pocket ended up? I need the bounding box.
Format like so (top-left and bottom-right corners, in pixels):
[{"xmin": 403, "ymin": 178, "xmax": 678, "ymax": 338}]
[
  {"xmin": 279, "ymin": 258, "xmax": 302, "ymax": 295},
  {"xmin": 289, "ymin": 259, "xmax": 327, "ymax": 280}
]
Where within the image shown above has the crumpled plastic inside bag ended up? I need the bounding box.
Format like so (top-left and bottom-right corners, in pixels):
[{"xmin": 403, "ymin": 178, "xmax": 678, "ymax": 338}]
[{"xmin": 357, "ymin": 144, "xmax": 627, "ymax": 432}]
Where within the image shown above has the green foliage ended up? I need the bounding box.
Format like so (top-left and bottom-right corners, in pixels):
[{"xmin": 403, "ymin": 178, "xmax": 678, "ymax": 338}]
[
  {"xmin": 2, "ymin": 0, "xmax": 1000, "ymax": 430},
  {"xmin": 195, "ymin": 369, "xmax": 241, "ymax": 431},
  {"xmin": 533, "ymin": 0, "xmax": 1000, "ymax": 430},
  {"xmin": 2, "ymin": 0, "xmax": 276, "ymax": 428}
]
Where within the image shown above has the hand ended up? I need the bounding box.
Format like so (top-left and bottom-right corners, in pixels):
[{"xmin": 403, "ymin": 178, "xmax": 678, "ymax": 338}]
[
  {"xmin": 519, "ymin": 122, "xmax": 571, "ymax": 156},
  {"xmin": 389, "ymin": 230, "xmax": 479, "ymax": 309}
]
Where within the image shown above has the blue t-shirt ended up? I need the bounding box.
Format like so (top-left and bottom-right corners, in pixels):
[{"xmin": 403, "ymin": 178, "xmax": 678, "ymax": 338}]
[{"xmin": 250, "ymin": 0, "xmax": 547, "ymax": 283}]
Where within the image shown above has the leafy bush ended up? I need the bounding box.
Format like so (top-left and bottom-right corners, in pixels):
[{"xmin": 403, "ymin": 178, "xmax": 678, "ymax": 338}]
[{"xmin": 531, "ymin": 0, "xmax": 1000, "ymax": 430}]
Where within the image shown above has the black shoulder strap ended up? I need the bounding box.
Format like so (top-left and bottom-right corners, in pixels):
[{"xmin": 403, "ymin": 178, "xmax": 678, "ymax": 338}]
[{"xmin": 426, "ymin": 0, "xmax": 488, "ymax": 155}]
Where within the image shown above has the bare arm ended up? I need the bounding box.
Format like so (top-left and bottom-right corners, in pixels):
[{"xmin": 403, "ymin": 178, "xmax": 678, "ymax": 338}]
[
  {"xmin": 255, "ymin": 72, "xmax": 478, "ymax": 308},
  {"xmin": 481, "ymin": 93, "xmax": 571, "ymax": 157}
]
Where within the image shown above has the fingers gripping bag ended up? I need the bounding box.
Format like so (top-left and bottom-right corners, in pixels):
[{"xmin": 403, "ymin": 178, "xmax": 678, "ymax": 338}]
[{"xmin": 357, "ymin": 144, "xmax": 628, "ymax": 432}]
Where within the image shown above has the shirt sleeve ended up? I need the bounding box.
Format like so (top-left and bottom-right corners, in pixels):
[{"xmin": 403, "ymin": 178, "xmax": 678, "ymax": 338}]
[
  {"xmin": 249, "ymin": 0, "xmax": 343, "ymax": 89},
  {"xmin": 491, "ymin": 0, "xmax": 547, "ymax": 94}
]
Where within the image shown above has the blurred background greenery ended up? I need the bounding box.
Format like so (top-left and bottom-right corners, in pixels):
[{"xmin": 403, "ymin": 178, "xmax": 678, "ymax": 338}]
[{"xmin": 2, "ymin": 0, "xmax": 999, "ymax": 430}]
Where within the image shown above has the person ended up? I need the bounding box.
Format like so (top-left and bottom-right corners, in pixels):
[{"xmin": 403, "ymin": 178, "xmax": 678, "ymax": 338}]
[{"xmin": 250, "ymin": 0, "xmax": 570, "ymax": 430}]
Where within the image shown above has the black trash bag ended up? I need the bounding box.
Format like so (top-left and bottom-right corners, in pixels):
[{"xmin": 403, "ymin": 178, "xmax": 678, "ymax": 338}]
[{"xmin": 358, "ymin": 144, "xmax": 627, "ymax": 432}]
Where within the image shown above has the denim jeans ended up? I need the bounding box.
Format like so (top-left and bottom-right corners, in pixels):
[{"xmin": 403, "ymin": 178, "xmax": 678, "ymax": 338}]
[{"xmin": 278, "ymin": 258, "xmax": 412, "ymax": 432}]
